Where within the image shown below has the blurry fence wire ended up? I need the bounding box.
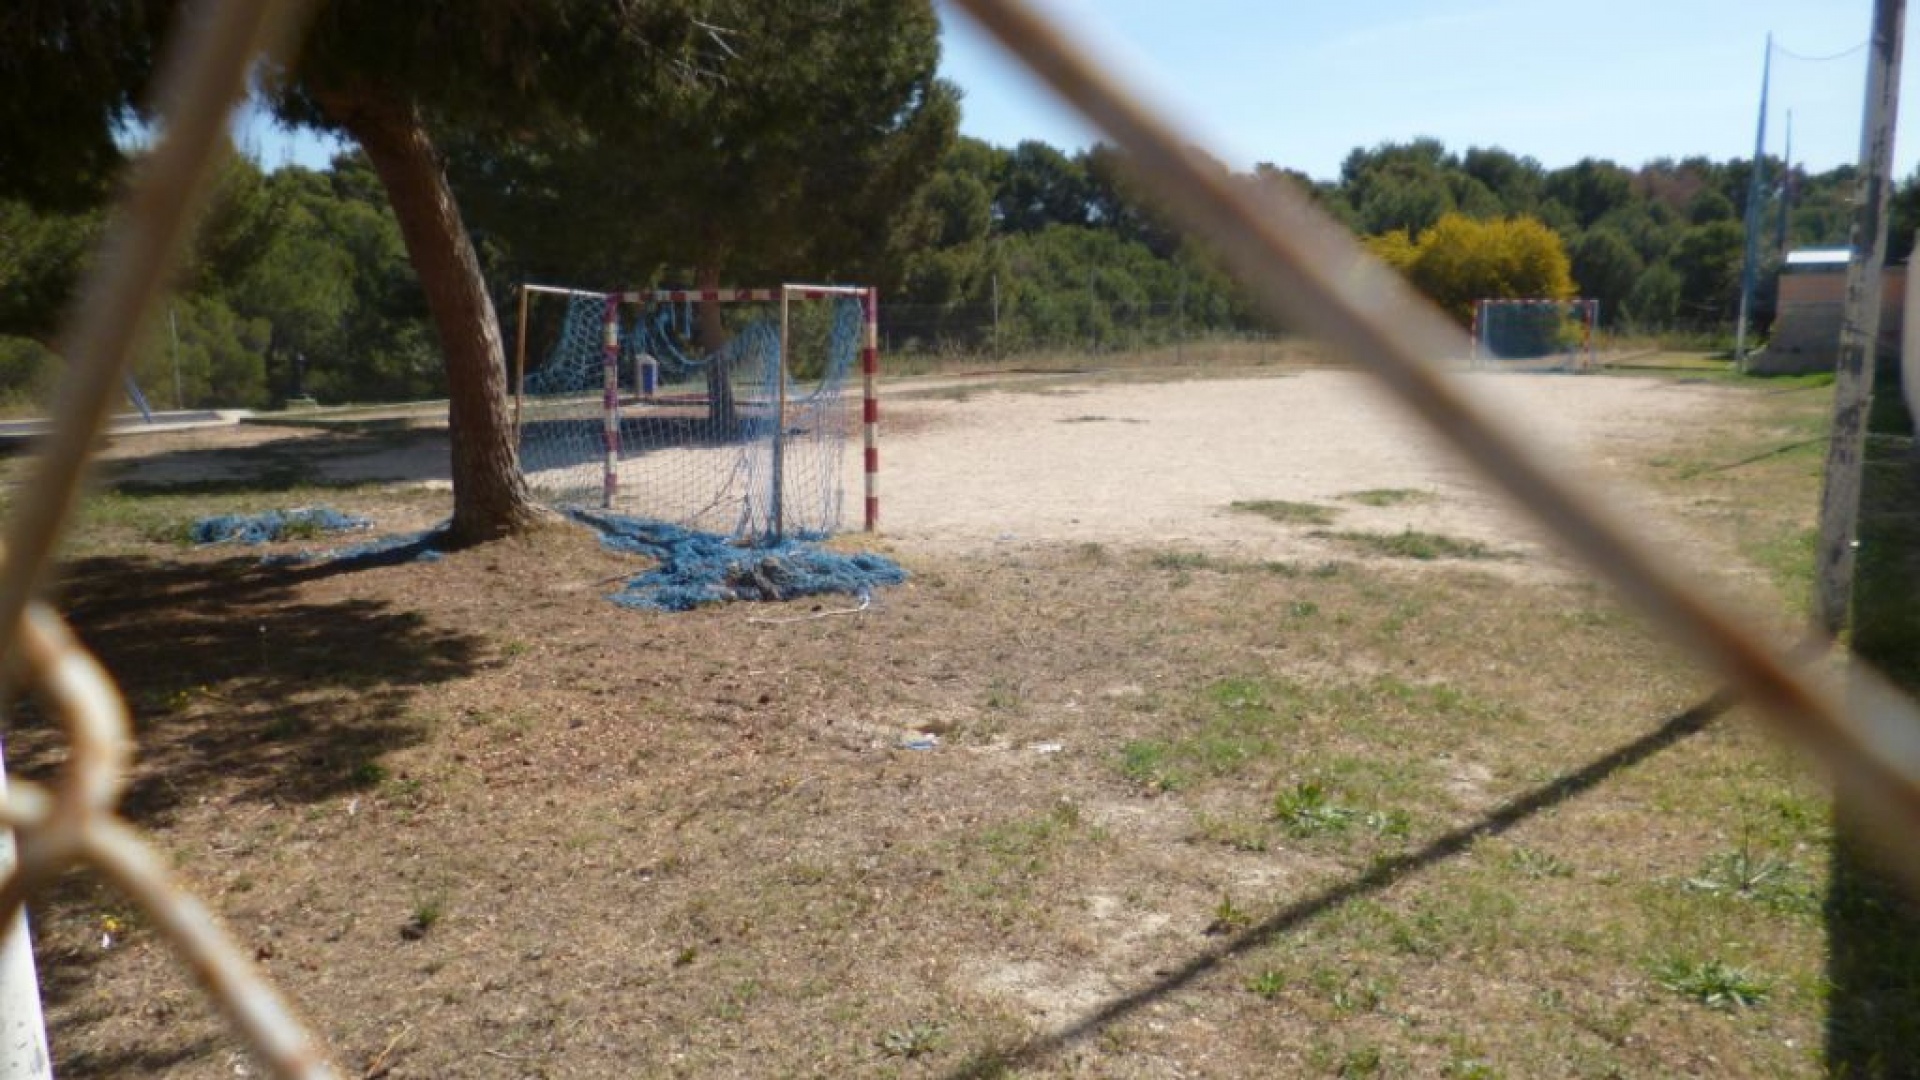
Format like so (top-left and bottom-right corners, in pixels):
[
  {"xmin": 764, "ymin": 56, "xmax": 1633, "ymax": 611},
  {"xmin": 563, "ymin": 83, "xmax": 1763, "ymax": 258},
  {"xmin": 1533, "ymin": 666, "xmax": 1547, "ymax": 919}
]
[
  {"xmin": 0, "ymin": 2, "xmax": 341, "ymax": 1079},
  {"xmin": 1, "ymin": 2, "xmax": 1918, "ymax": 1080}
]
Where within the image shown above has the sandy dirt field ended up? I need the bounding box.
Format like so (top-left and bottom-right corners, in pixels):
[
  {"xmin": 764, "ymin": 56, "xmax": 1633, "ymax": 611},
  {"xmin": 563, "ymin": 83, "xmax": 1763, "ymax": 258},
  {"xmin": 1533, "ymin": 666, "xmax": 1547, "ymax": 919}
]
[
  {"xmin": 93, "ymin": 368, "xmax": 1730, "ymax": 572},
  {"xmin": 875, "ymin": 370, "xmax": 1723, "ymax": 565}
]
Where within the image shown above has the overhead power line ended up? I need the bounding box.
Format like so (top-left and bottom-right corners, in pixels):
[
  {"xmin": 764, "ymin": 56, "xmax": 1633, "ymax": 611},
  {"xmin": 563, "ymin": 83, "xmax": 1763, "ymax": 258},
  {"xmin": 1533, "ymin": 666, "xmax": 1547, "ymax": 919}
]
[{"xmin": 1772, "ymin": 39, "xmax": 1870, "ymax": 63}]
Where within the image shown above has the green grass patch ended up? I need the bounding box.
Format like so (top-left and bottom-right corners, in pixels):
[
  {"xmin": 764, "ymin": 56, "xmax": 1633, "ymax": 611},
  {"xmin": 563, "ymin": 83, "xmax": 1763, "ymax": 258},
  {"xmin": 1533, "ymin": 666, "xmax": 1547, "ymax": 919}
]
[
  {"xmin": 1340, "ymin": 488, "xmax": 1434, "ymax": 507},
  {"xmin": 1148, "ymin": 549, "xmax": 1230, "ymax": 572},
  {"xmin": 1114, "ymin": 673, "xmax": 1516, "ymax": 807},
  {"xmin": 1118, "ymin": 739, "xmax": 1184, "ymax": 792},
  {"xmin": 1652, "ymin": 956, "xmax": 1771, "ymax": 1010},
  {"xmin": 1319, "ymin": 528, "xmax": 1511, "ymax": 562},
  {"xmin": 1503, "ymin": 845, "xmax": 1575, "ymax": 880},
  {"xmin": 1245, "ymin": 969, "xmax": 1288, "ymax": 999},
  {"xmin": 1230, "ymin": 499, "xmax": 1338, "ymax": 526},
  {"xmin": 1271, "ymin": 779, "xmax": 1409, "ymax": 840},
  {"xmin": 1684, "ymin": 843, "xmax": 1820, "ymax": 917},
  {"xmin": 1745, "ymin": 525, "xmax": 1817, "ymax": 615}
]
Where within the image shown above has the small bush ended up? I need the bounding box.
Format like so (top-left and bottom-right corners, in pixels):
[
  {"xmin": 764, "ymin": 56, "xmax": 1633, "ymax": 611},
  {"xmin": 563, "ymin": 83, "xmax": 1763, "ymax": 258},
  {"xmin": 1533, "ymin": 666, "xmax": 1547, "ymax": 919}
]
[{"xmin": 1653, "ymin": 957, "xmax": 1770, "ymax": 1010}]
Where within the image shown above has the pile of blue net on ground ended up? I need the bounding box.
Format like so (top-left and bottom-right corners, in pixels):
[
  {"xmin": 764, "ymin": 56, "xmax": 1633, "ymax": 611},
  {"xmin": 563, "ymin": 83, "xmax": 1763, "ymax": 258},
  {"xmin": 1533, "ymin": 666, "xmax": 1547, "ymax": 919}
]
[
  {"xmin": 191, "ymin": 506, "xmax": 369, "ymax": 545},
  {"xmin": 191, "ymin": 506, "xmax": 444, "ymax": 568},
  {"xmin": 292, "ymin": 529, "xmax": 445, "ymax": 569},
  {"xmin": 571, "ymin": 509, "xmax": 906, "ymax": 612}
]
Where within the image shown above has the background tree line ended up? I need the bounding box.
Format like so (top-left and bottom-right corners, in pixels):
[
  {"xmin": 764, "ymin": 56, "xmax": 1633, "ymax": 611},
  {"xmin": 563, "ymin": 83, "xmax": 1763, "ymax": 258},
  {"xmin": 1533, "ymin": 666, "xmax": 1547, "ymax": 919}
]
[
  {"xmin": 8, "ymin": 3, "xmax": 1920, "ymax": 418},
  {"xmin": 892, "ymin": 135, "xmax": 1920, "ymax": 356},
  {"xmin": 10, "ymin": 128, "xmax": 1919, "ymax": 415},
  {"xmin": 1, "ymin": 152, "xmax": 437, "ymax": 414}
]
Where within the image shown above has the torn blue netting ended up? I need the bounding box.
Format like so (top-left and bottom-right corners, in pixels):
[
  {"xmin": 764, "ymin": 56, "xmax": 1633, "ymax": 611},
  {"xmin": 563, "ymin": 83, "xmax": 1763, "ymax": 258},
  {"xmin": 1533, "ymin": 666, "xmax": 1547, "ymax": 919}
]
[
  {"xmin": 191, "ymin": 507, "xmax": 370, "ymax": 545},
  {"xmin": 259, "ymin": 528, "xmax": 447, "ymax": 569},
  {"xmin": 570, "ymin": 509, "xmax": 906, "ymax": 612}
]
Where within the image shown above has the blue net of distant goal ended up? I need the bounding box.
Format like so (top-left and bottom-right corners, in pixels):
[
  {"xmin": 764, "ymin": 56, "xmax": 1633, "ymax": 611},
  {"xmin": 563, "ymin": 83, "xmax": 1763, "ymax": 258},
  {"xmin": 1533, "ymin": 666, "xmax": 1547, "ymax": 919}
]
[
  {"xmin": 516, "ymin": 287, "xmax": 863, "ymax": 542},
  {"xmin": 1473, "ymin": 298, "xmax": 1597, "ymax": 370}
]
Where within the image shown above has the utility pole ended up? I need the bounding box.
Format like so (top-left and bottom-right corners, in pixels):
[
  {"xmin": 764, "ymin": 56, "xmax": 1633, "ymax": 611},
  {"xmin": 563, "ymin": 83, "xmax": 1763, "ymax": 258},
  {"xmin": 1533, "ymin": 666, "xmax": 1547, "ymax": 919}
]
[
  {"xmin": 1734, "ymin": 33, "xmax": 1773, "ymax": 371},
  {"xmin": 1175, "ymin": 268, "xmax": 1187, "ymax": 365},
  {"xmin": 1813, "ymin": 0, "xmax": 1905, "ymax": 638},
  {"xmin": 1775, "ymin": 110, "xmax": 1795, "ymax": 259}
]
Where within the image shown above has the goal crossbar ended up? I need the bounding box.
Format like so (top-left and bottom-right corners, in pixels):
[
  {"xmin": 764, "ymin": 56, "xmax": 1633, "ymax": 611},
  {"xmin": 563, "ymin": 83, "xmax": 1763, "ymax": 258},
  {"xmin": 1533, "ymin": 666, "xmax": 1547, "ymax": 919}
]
[
  {"xmin": 1470, "ymin": 297, "xmax": 1598, "ymax": 371},
  {"xmin": 513, "ymin": 282, "xmax": 881, "ymax": 538}
]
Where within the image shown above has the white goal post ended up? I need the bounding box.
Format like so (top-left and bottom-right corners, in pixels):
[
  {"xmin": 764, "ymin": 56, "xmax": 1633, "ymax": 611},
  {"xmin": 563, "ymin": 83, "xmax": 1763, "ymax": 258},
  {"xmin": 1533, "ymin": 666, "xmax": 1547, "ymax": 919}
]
[
  {"xmin": 511, "ymin": 283, "xmax": 880, "ymax": 541},
  {"xmin": 1470, "ymin": 297, "xmax": 1598, "ymax": 371}
]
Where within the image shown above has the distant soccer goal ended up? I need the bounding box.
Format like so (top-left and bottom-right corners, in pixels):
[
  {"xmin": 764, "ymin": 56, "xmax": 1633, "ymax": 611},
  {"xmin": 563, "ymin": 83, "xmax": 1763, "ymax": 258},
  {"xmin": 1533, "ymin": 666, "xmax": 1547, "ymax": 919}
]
[
  {"xmin": 512, "ymin": 283, "xmax": 879, "ymax": 541},
  {"xmin": 1470, "ymin": 297, "xmax": 1598, "ymax": 371}
]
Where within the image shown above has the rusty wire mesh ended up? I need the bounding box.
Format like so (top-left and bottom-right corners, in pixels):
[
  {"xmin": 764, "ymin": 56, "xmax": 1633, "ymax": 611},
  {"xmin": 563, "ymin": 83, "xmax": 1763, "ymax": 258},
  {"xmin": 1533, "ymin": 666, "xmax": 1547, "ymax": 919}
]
[
  {"xmin": 0, "ymin": 2, "xmax": 339, "ymax": 1077},
  {"xmin": 0, "ymin": 2, "xmax": 1917, "ymax": 1079}
]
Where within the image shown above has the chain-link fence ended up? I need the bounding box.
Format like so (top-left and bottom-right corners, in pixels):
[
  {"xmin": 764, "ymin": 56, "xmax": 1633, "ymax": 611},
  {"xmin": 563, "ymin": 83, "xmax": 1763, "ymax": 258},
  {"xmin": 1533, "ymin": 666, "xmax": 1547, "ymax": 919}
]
[
  {"xmin": 878, "ymin": 298, "xmax": 1298, "ymax": 366},
  {"xmin": 4, "ymin": 3, "xmax": 1919, "ymax": 1080}
]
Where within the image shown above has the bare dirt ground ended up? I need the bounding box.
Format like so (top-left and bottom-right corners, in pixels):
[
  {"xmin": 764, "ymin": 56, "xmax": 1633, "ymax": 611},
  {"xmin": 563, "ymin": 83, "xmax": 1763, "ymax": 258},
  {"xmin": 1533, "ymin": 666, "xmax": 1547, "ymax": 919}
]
[
  {"xmin": 7, "ymin": 364, "xmax": 1849, "ymax": 1078},
  {"xmin": 96, "ymin": 368, "xmax": 1732, "ymax": 574},
  {"xmin": 876, "ymin": 369, "xmax": 1727, "ymax": 570}
]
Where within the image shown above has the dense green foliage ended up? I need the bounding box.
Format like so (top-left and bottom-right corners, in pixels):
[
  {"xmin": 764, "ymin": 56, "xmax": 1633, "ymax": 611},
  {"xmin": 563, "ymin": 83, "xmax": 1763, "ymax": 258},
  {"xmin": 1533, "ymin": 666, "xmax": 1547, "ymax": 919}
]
[
  {"xmin": 887, "ymin": 136, "xmax": 1889, "ymax": 354},
  {"xmin": 1, "ymin": 152, "xmax": 429, "ymax": 410},
  {"xmin": 0, "ymin": 13, "xmax": 1906, "ymax": 413},
  {"xmin": 445, "ymin": 1, "xmax": 958, "ymax": 296}
]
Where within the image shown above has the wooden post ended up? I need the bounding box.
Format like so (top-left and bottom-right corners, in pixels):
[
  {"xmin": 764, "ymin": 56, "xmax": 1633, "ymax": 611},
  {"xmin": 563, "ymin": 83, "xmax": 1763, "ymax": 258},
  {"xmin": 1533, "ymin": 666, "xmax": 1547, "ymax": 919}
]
[{"xmin": 1814, "ymin": 0, "xmax": 1906, "ymax": 639}]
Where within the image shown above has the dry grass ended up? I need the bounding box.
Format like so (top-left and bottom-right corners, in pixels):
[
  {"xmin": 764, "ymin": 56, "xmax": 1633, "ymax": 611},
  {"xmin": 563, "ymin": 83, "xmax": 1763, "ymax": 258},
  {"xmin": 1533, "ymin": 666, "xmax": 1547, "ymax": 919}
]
[{"xmin": 3, "ymin": 370, "xmax": 1854, "ymax": 1078}]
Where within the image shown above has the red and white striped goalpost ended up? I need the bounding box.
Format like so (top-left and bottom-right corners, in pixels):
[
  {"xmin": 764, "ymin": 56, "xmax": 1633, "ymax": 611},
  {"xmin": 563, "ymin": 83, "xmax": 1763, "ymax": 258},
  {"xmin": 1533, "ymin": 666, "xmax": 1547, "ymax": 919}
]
[
  {"xmin": 860, "ymin": 287, "xmax": 880, "ymax": 534},
  {"xmin": 516, "ymin": 282, "xmax": 879, "ymax": 534},
  {"xmin": 599, "ymin": 290, "xmax": 623, "ymax": 508}
]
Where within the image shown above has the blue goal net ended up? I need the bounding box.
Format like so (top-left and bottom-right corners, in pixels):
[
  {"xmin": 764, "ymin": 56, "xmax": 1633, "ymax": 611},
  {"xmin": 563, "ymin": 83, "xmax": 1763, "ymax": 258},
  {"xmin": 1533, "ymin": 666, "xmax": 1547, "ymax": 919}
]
[{"xmin": 514, "ymin": 285, "xmax": 865, "ymax": 541}]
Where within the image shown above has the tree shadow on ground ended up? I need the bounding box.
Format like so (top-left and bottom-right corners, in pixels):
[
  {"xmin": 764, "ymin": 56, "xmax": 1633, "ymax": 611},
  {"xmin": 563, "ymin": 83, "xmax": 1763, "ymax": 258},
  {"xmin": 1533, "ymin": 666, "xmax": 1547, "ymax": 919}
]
[
  {"xmin": 942, "ymin": 692, "xmax": 1731, "ymax": 1079},
  {"xmin": 101, "ymin": 427, "xmax": 452, "ymax": 493},
  {"xmin": 9, "ymin": 552, "xmax": 484, "ymax": 826},
  {"xmin": 1825, "ymin": 358, "xmax": 1920, "ymax": 1079}
]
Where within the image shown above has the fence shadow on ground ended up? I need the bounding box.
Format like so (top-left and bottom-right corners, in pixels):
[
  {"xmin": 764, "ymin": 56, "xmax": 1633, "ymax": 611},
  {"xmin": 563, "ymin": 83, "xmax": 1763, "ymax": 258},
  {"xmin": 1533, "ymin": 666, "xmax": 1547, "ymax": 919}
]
[
  {"xmin": 1824, "ymin": 359, "xmax": 1920, "ymax": 1077},
  {"xmin": 942, "ymin": 691, "xmax": 1732, "ymax": 1079},
  {"xmin": 10, "ymin": 553, "xmax": 485, "ymax": 825}
]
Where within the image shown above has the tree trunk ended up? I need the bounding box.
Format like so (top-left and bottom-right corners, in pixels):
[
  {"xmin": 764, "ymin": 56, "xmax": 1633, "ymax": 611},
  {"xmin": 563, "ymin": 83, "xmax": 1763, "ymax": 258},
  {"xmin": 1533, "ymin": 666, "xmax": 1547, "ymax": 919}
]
[
  {"xmin": 696, "ymin": 262, "xmax": 738, "ymax": 433},
  {"xmin": 318, "ymin": 90, "xmax": 545, "ymax": 545}
]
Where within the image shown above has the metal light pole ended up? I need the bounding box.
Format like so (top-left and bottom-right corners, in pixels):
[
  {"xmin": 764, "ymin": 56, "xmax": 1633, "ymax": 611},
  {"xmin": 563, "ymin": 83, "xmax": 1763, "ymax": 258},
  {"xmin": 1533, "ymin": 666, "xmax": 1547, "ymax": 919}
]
[{"xmin": 1734, "ymin": 34, "xmax": 1773, "ymax": 371}]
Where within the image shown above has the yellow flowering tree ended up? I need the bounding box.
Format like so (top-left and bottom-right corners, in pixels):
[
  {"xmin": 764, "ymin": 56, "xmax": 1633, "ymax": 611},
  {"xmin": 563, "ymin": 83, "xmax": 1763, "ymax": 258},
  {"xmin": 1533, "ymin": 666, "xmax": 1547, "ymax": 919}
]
[{"xmin": 1374, "ymin": 213, "xmax": 1575, "ymax": 325}]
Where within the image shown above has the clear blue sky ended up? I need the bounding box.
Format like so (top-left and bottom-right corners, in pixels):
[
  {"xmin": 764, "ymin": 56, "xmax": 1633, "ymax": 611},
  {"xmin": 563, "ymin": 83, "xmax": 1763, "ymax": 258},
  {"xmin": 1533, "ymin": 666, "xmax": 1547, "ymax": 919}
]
[
  {"xmin": 933, "ymin": 0, "xmax": 1915, "ymax": 181},
  {"xmin": 241, "ymin": 2, "xmax": 1915, "ymax": 182}
]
